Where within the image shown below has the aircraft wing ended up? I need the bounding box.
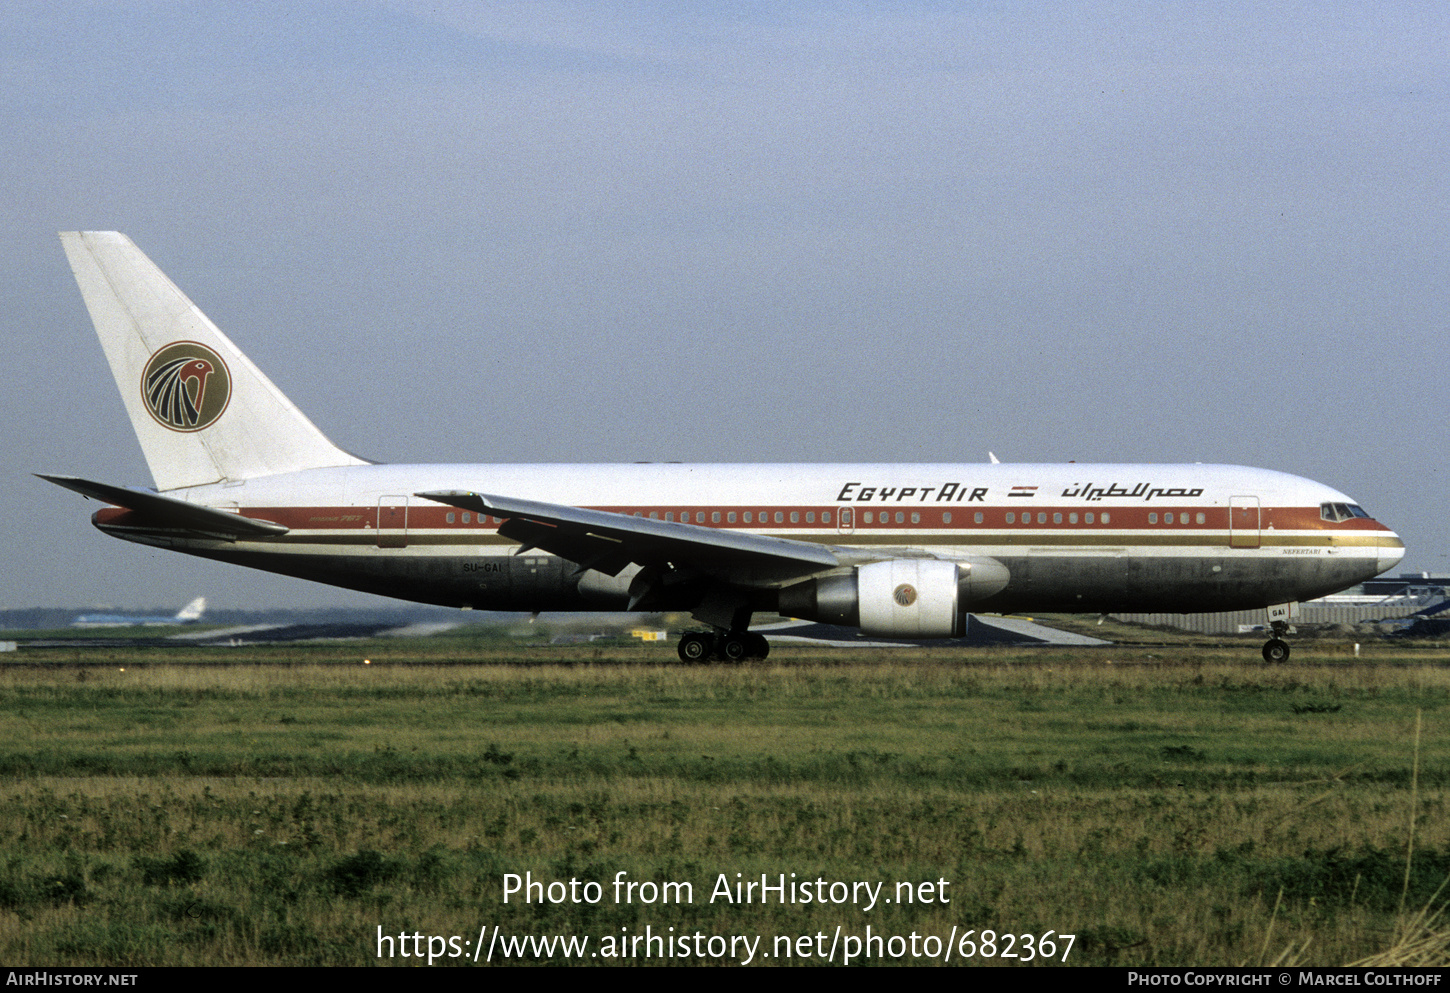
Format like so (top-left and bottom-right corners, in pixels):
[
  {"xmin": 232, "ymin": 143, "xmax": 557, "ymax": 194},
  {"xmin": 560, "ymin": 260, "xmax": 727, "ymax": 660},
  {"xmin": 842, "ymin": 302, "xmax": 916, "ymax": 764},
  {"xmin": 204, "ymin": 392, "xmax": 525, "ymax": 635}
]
[
  {"xmin": 38, "ymin": 474, "xmax": 289, "ymax": 539},
  {"xmin": 416, "ymin": 490, "xmax": 839, "ymax": 580}
]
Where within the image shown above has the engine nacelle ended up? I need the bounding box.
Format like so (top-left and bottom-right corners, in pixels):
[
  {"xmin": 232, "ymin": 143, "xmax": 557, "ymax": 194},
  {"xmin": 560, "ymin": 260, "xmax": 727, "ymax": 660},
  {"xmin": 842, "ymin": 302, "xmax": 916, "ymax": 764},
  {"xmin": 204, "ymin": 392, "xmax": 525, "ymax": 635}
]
[
  {"xmin": 858, "ymin": 559, "xmax": 962, "ymax": 637},
  {"xmin": 778, "ymin": 557, "xmax": 1009, "ymax": 638}
]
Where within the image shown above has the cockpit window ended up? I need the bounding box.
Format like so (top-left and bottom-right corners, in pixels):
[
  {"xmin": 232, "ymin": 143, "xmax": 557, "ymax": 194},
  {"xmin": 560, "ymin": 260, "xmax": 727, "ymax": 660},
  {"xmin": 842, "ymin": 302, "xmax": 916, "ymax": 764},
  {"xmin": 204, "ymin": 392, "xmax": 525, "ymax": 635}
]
[{"xmin": 1321, "ymin": 503, "xmax": 1372, "ymax": 522}]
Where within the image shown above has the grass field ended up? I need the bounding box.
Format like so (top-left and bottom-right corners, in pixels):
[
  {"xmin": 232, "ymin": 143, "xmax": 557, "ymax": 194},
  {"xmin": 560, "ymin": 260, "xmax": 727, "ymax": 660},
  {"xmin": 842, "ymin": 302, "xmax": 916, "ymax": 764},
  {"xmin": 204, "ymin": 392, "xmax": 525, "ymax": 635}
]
[{"xmin": 0, "ymin": 630, "xmax": 1447, "ymax": 966}]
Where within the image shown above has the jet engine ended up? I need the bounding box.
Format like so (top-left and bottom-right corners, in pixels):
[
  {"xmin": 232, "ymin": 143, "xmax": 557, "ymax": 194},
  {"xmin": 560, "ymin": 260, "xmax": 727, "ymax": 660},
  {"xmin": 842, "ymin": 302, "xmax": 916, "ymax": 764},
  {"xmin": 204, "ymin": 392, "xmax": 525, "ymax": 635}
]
[{"xmin": 778, "ymin": 557, "xmax": 1010, "ymax": 638}]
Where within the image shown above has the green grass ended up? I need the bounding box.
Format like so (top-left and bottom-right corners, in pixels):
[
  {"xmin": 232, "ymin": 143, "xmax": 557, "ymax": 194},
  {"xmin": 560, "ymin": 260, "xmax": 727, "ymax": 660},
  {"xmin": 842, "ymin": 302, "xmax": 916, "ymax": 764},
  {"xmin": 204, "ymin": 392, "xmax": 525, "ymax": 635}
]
[{"xmin": 1, "ymin": 640, "xmax": 1447, "ymax": 965}]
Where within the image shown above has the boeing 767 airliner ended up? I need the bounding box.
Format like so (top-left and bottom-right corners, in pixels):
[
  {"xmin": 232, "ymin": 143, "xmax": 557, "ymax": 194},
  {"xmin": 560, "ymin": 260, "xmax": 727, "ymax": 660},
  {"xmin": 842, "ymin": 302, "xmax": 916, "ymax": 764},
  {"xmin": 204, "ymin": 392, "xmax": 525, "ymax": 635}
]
[{"xmin": 43, "ymin": 232, "xmax": 1405, "ymax": 662}]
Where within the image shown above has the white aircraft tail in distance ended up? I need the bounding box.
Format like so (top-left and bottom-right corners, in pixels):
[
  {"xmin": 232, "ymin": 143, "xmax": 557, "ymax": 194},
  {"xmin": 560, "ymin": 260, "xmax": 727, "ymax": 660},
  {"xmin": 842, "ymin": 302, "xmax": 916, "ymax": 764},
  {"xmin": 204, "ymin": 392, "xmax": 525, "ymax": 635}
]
[
  {"xmin": 45, "ymin": 232, "xmax": 1406, "ymax": 663},
  {"xmin": 72, "ymin": 596, "xmax": 207, "ymax": 628}
]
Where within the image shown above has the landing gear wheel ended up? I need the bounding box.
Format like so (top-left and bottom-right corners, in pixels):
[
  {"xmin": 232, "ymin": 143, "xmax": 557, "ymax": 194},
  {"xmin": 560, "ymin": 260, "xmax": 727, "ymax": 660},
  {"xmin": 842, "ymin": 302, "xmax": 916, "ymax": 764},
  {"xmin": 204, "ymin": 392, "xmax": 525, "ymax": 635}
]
[
  {"xmin": 1262, "ymin": 638, "xmax": 1290, "ymax": 664},
  {"xmin": 719, "ymin": 635, "xmax": 749, "ymax": 662},
  {"xmin": 747, "ymin": 633, "xmax": 770, "ymax": 660},
  {"xmin": 678, "ymin": 633, "xmax": 712, "ymax": 663}
]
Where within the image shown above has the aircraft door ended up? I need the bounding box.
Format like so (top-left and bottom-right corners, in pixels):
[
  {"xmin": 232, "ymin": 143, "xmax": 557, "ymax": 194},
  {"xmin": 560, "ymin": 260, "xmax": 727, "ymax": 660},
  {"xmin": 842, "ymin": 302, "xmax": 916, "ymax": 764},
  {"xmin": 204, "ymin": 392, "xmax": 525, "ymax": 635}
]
[
  {"xmin": 377, "ymin": 496, "xmax": 409, "ymax": 548},
  {"xmin": 837, "ymin": 505, "xmax": 855, "ymax": 535},
  {"xmin": 1229, "ymin": 496, "xmax": 1260, "ymax": 549}
]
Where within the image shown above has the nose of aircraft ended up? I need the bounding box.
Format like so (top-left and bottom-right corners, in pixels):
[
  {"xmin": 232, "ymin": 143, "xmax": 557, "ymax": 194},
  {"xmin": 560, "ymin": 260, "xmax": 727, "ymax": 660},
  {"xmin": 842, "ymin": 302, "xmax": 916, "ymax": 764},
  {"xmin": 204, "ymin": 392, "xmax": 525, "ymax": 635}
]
[{"xmin": 1377, "ymin": 535, "xmax": 1406, "ymax": 576}]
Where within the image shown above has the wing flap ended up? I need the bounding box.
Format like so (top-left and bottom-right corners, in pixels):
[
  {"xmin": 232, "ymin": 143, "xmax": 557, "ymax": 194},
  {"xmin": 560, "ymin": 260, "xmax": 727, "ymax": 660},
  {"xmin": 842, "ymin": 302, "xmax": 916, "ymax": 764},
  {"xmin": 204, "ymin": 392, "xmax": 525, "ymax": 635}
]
[
  {"xmin": 38, "ymin": 474, "xmax": 289, "ymax": 539},
  {"xmin": 417, "ymin": 490, "xmax": 838, "ymax": 578}
]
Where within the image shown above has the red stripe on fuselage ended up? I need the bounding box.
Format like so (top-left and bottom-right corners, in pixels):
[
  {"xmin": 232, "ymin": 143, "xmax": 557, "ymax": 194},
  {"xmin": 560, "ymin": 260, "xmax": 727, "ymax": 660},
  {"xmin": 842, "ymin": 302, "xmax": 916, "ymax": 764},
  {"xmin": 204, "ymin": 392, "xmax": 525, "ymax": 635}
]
[{"xmin": 90, "ymin": 504, "xmax": 1394, "ymax": 534}]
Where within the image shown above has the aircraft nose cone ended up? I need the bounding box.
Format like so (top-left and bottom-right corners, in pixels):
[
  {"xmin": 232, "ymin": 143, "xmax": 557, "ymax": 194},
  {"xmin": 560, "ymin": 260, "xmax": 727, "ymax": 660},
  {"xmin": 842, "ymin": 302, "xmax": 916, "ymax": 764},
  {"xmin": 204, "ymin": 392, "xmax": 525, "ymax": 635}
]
[{"xmin": 1377, "ymin": 539, "xmax": 1406, "ymax": 577}]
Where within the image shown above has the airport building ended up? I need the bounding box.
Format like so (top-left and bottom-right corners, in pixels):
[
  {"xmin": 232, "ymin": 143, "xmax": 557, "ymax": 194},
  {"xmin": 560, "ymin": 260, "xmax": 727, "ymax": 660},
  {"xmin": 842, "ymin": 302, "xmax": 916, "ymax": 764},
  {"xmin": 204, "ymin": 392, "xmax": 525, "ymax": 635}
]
[{"xmin": 1112, "ymin": 573, "xmax": 1450, "ymax": 635}]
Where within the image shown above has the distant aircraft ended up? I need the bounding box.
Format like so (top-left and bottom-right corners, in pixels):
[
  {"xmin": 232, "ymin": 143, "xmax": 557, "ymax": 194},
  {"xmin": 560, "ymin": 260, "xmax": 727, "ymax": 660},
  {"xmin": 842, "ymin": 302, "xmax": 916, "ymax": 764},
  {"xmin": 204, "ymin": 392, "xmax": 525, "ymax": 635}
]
[
  {"xmin": 43, "ymin": 232, "xmax": 1404, "ymax": 662},
  {"xmin": 72, "ymin": 596, "xmax": 206, "ymax": 628}
]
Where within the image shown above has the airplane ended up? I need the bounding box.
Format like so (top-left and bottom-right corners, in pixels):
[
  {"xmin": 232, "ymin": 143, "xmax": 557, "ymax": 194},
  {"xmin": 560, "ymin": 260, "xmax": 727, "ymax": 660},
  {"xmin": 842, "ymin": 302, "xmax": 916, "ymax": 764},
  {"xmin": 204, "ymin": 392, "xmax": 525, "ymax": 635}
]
[
  {"xmin": 43, "ymin": 232, "xmax": 1405, "ymax": 664},
  {"xmin": 72, "ymin": 596, "xmax": 207, "ymax": 628}
]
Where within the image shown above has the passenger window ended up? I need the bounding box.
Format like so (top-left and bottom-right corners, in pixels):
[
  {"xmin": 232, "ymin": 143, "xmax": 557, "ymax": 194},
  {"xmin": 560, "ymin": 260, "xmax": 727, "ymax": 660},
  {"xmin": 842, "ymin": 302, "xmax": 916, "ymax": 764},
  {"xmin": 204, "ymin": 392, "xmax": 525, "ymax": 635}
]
[
  {"xmin": 727, "ymin": 512, "xmax": 736, "ymax": 523},
  {"xmin": 775, "ymin": 512, "xmax": 784, "ymax": 523},
  {"xmin": 1069, "ymin": 512, "xmax": 1078, "ymax": 524},
  {"xmin": 743, "ymin": 512, "xmax": 752, "ymax": 523},
  {"xmin": 1037, "ymin": 513, "xmax": 1047, "ymax": 524},
  {"xmin": 1085, "ymin": 512, "xmax": 1094, "ymax": 524},
  {"xmin": 1196, "ymin": 512, "xmax": 1205, "ymax": 524},
  {"xmin": 806, "ymin": 512, "xmax": 815, "ymax": 523},
  {"xmin": 462, "ymin": 513, "xmax": 471, "ymax": 524},
  {"xmin": 1149, "ymin": 513, "xmax": 1158, "ymax": 524},
  {"xmin": 665, "ymin": 512, "xmax": 674, "ymax": 522},
  {"xmin": 1005, "ymin": 512, "xmax": 1015, "ymax": 524},
  {"xmin": 822, "ymin": 511, "xmax": 831, "ymax": 524},
  {"xmin": 1053, "ymin": 513, "xmax": 1062, "ymax": 524},
  {"xmin": 790, "ymin": 512, "xmax": 799, "ymax": 523},
  {"xmin": 942, "ymin": 512, "xmax": 952, "ymax": 524},
  {"xmin": 895, "ymin": 512, "xmax": 905, "ymax": 524},
  {"xmin": 446, "ymin": 513, "xmax": 455, "ymax": 524},
  {"xmin": 1101, "ymin": 512, "xmax": 1111, "ymax": 524}
]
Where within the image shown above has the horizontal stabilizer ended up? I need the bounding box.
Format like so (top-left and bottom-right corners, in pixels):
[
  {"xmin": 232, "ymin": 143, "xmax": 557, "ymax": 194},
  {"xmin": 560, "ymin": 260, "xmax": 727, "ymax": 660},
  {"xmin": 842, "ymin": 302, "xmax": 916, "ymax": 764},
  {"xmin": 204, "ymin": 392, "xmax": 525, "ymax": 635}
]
[{"xmin": 38, "ymin": 474, "xmax": 288, "ymax": 539}]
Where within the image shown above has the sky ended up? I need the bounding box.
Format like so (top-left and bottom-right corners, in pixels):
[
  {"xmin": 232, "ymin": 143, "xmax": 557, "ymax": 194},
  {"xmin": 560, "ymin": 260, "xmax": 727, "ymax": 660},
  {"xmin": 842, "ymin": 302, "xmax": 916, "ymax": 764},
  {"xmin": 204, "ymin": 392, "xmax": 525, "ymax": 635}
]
[{"xmin": 2, "ymin": 1, "xmax": 1446, "ymax": 610}]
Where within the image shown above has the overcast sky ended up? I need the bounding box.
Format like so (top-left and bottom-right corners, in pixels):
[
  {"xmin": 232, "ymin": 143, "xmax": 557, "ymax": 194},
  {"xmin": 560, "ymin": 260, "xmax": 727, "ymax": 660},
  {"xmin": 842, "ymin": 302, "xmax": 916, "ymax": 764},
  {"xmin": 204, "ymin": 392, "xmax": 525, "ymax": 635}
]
[{"xmin": 2, "ymin": 1, "xmax": 1445, "ymax": 610}]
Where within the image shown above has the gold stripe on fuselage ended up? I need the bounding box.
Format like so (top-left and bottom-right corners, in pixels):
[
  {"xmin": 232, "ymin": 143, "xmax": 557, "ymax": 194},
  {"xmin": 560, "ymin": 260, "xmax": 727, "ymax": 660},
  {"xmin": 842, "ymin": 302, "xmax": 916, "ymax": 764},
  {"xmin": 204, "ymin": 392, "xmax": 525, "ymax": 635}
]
[{"xmin": 264, "ymin": 529, "xmax": 1402, "ymax": 550}]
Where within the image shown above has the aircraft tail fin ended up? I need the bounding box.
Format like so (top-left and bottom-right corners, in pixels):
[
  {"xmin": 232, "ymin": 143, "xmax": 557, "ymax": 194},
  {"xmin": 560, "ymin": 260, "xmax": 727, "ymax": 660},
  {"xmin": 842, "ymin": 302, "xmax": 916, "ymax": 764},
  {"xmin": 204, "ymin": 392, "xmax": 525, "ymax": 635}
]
[
  {"xmin": 59, "ymin": 231, "xmax": 368, "ymax": 491},
  {"xmin": 175, "ymin": 597, "xmax": 206, "ymax": 622}
]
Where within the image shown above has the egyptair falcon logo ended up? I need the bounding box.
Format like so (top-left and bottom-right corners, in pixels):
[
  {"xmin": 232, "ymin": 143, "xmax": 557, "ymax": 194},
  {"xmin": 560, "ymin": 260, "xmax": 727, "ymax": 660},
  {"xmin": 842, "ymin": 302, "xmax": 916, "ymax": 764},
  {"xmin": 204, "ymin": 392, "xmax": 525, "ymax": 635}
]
[{"xmin": 141, "ymin": 341, "xmax": 231, "ymax": 432}]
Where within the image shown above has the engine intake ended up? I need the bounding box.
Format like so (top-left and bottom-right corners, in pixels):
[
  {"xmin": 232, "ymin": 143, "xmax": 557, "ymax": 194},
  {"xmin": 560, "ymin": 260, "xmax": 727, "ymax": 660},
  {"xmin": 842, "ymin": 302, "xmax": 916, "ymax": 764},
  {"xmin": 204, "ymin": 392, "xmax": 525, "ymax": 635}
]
[{"xmin": 778, "ymin": 556, "xmax": 1009, "ymax": 638}]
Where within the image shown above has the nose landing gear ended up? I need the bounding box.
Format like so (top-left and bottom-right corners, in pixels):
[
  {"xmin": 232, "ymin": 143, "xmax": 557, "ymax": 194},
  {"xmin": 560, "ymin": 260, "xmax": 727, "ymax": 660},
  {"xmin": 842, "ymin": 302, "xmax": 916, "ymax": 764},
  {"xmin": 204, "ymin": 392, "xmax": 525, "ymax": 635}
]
[
  {"xmin": 1262, "ymin": 618, "xmax": 1291, "ymax": 663},
  {"xmin": 1262, "ymin": 638, "xmax": 1291, "ymax": 663}
]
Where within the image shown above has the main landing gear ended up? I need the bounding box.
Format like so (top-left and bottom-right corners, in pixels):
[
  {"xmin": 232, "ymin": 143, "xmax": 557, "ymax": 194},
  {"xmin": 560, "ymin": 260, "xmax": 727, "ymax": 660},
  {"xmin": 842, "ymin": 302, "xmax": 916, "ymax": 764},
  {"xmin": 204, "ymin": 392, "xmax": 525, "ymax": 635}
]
[{"xmin": 677, "ymin": 630, "xmax": 770, "ymax": 663}]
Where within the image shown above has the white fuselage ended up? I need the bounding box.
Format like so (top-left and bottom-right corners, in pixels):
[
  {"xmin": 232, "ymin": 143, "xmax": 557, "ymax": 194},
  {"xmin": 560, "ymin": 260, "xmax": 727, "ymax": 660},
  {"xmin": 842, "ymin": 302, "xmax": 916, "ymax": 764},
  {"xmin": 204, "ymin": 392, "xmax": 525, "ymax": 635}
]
[
  {"xmin": 53, "ymin": 233, "xmax": 1408, "ymax": 657},
  {"xmin": 94, "ymin": 462, "xmax": 1404, "ymax": 618}
]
